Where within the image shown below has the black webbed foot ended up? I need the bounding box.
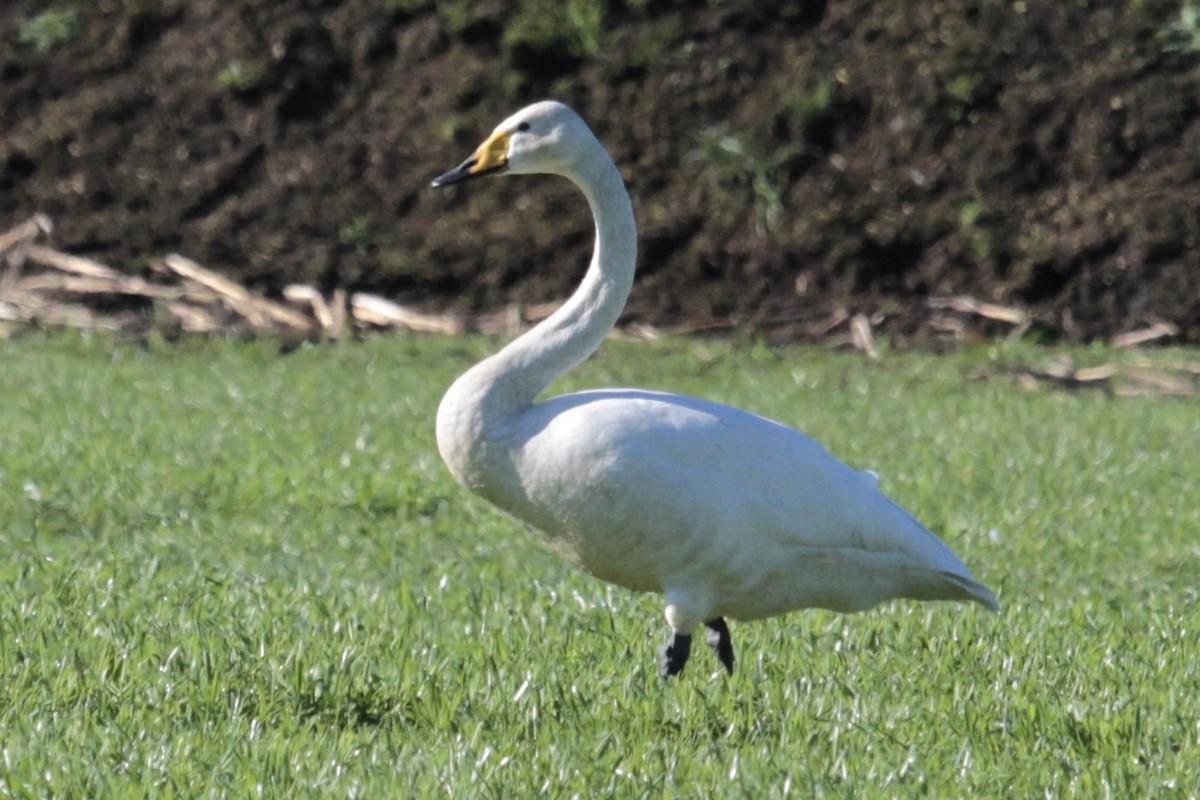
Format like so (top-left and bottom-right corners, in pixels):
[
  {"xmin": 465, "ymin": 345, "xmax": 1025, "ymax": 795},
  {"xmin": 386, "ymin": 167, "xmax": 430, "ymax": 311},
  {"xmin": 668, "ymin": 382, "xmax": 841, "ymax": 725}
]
[
  {"xmin": 659, "ymin": 632, "xmax": 693, "ymax": 677},
  {"xmin": 704, "ymin": 617, "xmax": 735, "ymax": 674}
]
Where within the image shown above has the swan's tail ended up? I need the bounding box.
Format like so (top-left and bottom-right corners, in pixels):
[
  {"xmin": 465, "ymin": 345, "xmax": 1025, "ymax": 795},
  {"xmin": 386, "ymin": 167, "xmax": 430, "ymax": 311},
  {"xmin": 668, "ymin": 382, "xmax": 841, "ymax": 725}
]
[{"xmin": 937, "ymin": 571, "xmax": 1001, "ymax": 613}]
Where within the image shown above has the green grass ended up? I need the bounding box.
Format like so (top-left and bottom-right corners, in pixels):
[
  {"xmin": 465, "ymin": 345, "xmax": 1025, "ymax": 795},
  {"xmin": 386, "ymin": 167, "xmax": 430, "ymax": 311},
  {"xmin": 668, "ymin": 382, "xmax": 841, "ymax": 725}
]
[{"xmin": 0, "ymin": 332, "xmax": 1197, "ymax": 797}]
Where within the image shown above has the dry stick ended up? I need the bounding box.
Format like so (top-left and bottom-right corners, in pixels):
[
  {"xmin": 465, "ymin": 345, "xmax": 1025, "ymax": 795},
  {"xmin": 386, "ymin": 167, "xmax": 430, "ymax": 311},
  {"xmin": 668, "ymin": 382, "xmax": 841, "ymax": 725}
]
[
  {"xmin": 0, "ymin": 215, "xmax": 53, "ymax": 296},
  {"xmin": 350, "ymin": 292, "xmax": 463, "ymax": 335},
  {"xmin": 162, "ymin": 254, "xmax": 312, "ymax": 331},
  {"xmin": 813, "ymin": 308, "xmax": 850, "ymax": 338},
  {"xmin": 1112, "ymin": 321, "xmax": 1179, "ymax": 348},
  {"xmin": 0, "ymin": 299, "xmax": 23, "ymax": 321},
  {"xmin": 283, "ymin": 284, "xmax": 335, "ymax": 330},
  {"xmin": 928, "ymin": 295, "xmax": 1031, "ymax": 340},
  {"xmin": 26, "ymin": 244, "xmax": 119, "ymax": 278},
  {"xmin": 329, "ymin": 288, "xmax": 348, "ymax": 340},
  {"xmin": 1073, "ymin": 365, "xmax": 1120, "ymax": 382},
  {"xmin": 0, "ymin": 293, "xmax": 125, "ymax": 331},
  {"xmin": 161, "ymin": 254, "xmax": 268, "ymax": 328},
  {"xmin": 929, "ymin": 295, "xmax": 1029, "ymax": 325},
  {"xmin": 16, "ymin": 272, "xmax": 218, "ymax": 302},
  {"xmin": 284, "ymin": 285, "xmax": 349, "ymax": 340},
  {"xmin": 1121, "ymin": 367, "xmax": 1196, "ymax": 396},
  {"xmin": 619, "ymin": 322, "xmax": 662, "ymax": 341},
  {"xmin": 166, "ymin": 301, "xmax": 221, "ymax": 334},
  {"xmin": 1011, "ymin": 365, "xmax": 1115, "ymax": 394},
  {"xmin": 849, "ymin": 313, "xmax": 880, "ymax": 359},
  {"xmin": 994, "ymin": 360, "xmax": 1196, "ymax": 398},
  {"xmin": 0, "ymin": 214, "xmax": 53, "ymax": 257}
]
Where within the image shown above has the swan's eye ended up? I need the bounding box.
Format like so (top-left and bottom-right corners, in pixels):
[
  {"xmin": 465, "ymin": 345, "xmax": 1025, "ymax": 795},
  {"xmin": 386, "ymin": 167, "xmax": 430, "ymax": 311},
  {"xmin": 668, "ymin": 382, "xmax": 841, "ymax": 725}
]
[{"xmin": 516, "ymin": 122, "xmax": 531, "ymax": 132}]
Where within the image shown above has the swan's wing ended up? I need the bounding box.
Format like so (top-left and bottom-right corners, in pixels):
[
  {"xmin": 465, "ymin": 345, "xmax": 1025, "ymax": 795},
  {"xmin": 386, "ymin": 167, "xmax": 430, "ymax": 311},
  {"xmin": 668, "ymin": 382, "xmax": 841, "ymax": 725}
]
[
  {"xmin": 508, "ymin": 389, "xmax": 997, "ymax": 615},
  {"xmin": 515, "ymin": 389, "xmax": 970, "ymax": 572}
]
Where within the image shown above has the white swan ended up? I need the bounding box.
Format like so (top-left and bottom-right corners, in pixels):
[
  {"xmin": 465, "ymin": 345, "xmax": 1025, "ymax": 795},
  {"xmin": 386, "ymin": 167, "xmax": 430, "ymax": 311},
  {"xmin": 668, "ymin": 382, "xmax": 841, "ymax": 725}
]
[{"xmin": 431, "ymin": 101, "xmax": 998, "ymax": 677}]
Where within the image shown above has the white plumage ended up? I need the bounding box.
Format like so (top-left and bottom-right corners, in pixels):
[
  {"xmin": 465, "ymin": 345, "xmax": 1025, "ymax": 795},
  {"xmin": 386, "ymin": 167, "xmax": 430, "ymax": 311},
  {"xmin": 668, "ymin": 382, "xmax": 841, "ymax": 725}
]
[{"xmin": 432, "ymin": 101, "xmax": 998, "ymax": 676}]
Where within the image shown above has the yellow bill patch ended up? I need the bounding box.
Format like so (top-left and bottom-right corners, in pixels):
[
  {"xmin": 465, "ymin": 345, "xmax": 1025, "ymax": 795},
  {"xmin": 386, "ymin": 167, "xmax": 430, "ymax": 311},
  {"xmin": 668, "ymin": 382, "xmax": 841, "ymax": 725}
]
[{"xmin": 471, "ymin": 130, "xmax": 511, "ymax": 173}]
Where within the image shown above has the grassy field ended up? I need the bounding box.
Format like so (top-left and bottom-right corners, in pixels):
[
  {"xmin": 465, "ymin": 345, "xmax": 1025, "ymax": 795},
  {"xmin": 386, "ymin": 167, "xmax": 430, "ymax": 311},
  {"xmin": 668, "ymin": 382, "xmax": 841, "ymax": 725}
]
[{"xmin": 0, "ymin": 331, "xmax": 1197, "ymax": 797}]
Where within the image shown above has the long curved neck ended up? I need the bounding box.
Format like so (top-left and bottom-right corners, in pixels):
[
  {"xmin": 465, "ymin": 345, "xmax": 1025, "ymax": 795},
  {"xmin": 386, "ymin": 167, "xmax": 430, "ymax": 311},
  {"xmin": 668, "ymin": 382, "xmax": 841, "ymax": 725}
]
[{"xmin": 449, "ymin": 151, "xmax": 636, "ymax": 425}]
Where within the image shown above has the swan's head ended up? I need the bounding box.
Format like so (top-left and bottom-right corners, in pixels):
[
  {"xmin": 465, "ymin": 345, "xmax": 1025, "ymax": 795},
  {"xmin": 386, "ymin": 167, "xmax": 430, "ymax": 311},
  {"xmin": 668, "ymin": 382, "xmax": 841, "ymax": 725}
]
[{"xmin": 431, "ymin": 101, "xmax": 597, "ymax": 187}]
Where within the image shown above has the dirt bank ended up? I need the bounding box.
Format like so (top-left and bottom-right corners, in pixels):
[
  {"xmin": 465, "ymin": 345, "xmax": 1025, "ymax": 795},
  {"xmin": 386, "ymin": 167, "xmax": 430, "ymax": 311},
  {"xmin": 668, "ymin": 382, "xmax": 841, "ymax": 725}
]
[{"xmin": 3, "ymin": 0, "xmax": 1198, "ymax": 342}]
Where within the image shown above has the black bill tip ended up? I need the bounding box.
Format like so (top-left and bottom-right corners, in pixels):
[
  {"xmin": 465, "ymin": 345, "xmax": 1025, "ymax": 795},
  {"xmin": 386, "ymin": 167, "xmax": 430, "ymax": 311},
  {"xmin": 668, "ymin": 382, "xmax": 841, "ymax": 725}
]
[
  {"xmin": 431, "ymin": 157, "xmax": 508, "ymax": 189},
  {"xmin": 431, "ymin": 157, "xmax": 477, "ymax": 188}
]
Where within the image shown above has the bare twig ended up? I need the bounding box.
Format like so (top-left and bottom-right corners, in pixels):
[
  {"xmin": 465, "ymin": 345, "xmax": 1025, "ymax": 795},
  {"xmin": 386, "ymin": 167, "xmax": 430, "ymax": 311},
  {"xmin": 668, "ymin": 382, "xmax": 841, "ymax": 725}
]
[
  {"xmin": 166, "ymin": 302, "xmax": 221, "ymax": 333},
  {"xmin": 929, "ymin": 295, "xmax": 1029, "ymax": 325},
  {"xmin": 849, "ymin": 313, "xmax": 880, "ymax": 359},
  {"xmin": 283, "ymin": 284, "xmax": 334, "ymax": 329},
  {"xmin": 329, "ymin": 288, "xmax": 348, "ymax": 340},
  {"xmin": 1, "ymin": 215, "xmax": 54, "ymax": 295},
  {"xmin": 17, "ymin": 272, "xmax": 214, "ymax": 301},
  {"xmin": 350, "ymin": 293, "xmax": 463, "ymax": 334},
  {"xmin": 1112, "ymin": 321, "xmax": 1179, "ymax": 348},
  {"xmin": 928, "ymin": 295, "xmax": 1030, "ymax": 340},
  {"xmin": 162, "ymin": 254, "xmax": 312, "ymax": 331},
  {"xmin": 27, "ymin": 244, "xmax": 119, "ymax": 278},
  {"xmin": 0, "ymin": 214, "xmax": 53, "ymax": 258},
  {"xmin": 976, "ymin": 357, "xmax": 1197, "ymax": 398},
  {"xmin": 0, "ymin": 292, "xmax": 127, "ymax": 331},
  {"xmin": 1119, "ymin": 367, "xmax": 1196, "ymax": 396}
]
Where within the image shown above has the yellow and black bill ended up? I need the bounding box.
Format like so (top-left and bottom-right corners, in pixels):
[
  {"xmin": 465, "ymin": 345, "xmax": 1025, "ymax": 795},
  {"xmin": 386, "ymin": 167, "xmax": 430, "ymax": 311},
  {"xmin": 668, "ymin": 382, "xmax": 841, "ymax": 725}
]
[{"xmin": 431, "ymin": 129, "xmax": 511, "ymax": 188}]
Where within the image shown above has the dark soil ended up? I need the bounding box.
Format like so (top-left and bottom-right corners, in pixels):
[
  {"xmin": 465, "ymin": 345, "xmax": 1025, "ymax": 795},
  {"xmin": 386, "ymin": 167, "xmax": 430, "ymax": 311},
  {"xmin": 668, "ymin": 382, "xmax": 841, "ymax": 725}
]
[{"xmin": 3, "ymin": 0, "xmax": 1199, "ymax": 342}]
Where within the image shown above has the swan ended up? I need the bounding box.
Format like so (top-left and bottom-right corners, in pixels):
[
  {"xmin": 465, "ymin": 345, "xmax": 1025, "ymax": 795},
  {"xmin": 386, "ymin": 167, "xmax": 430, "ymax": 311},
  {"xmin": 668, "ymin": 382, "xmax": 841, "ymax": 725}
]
[{"xmin": 431, "ymin": 101, "xmax": 999, "ymax": 677}]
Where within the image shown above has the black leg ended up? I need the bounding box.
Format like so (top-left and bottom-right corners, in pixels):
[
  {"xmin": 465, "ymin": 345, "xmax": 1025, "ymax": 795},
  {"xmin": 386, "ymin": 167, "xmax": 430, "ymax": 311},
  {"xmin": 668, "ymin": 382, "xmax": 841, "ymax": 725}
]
[
  {"xmin": 704, "ymin": 617, "xmax": 735, "ymax": 674},
  {"xmin": 659, "ymin": 632, "xmax": 693, "ymax": 677}
]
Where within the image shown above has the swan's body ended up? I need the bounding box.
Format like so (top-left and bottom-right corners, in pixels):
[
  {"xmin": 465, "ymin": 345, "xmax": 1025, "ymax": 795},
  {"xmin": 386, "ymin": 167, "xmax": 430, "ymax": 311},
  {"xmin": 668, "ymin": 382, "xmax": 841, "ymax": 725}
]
[{"xmin": 432, "ymin": 101, "xmax": 998, "ymax": 676}]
